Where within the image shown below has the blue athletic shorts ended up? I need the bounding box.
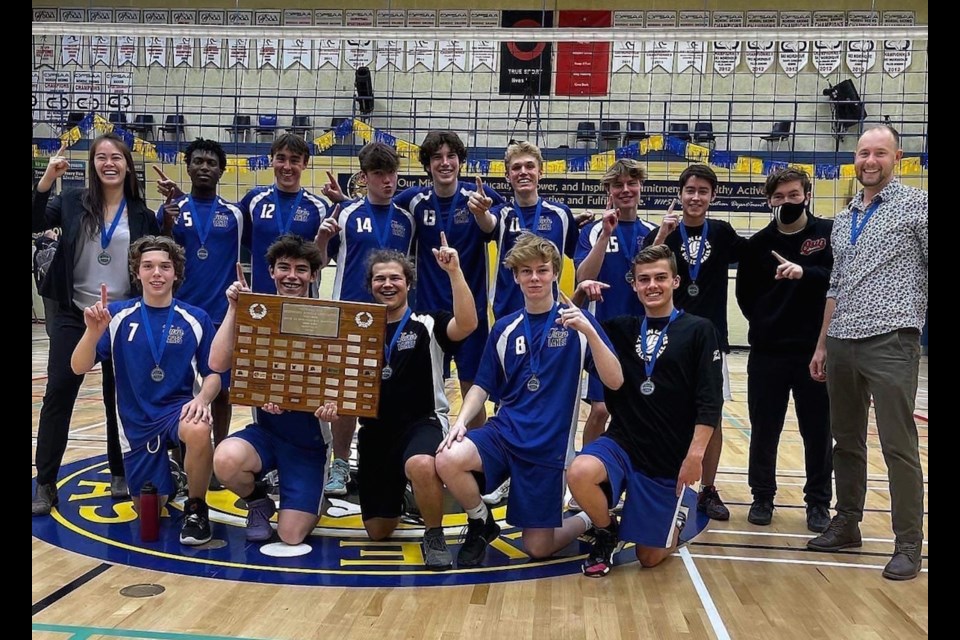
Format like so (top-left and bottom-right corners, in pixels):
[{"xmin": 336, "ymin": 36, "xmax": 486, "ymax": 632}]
[
  {"xmin": 467, "ymin": 424, "xmax": 565, "ymax": 529},
  {"xmin": 580, "ymin": 436, "xmax": 709, "ymax": 547},
  {"xmin": 123, "ymin": 413, "xmax": 182, "ymax": 499},
  {"xmin": 232, "ymin": 424, "xmax": 328, "ymax": 515}
]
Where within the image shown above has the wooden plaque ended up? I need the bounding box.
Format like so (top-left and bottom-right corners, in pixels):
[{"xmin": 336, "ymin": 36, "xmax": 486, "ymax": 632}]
[{"xmin": 229, "ymin": 292, "xmax": 387, "ymax": 417}]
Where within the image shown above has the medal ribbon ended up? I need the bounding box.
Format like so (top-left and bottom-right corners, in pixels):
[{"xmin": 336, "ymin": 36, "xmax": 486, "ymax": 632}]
[{"xmin": 639, "ymin": 309, "xmax": 683, "ymax": 380}]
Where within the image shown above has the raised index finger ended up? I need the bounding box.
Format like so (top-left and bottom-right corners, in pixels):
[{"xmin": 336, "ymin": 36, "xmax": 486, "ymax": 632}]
[
  {"xmin": 100, "ymin": 283, "xmax": 108, "ymax": 307},
  {"xmin": 439, "ymin": 230, "xmax": 448, "ymax": 248},
  {"xmin": 475, "ymin": 175, "xmax": 485, "ymax": 191},
  {"xmin": 557, "ymin": 288, "xmax": 575, "ymax": 307},
  {"xmin": 771, "ymin": 250, "xmax": 787, "ymax": 264},
  {"xmin": 56, "ymin": 141, "xmax": 68, "ymax": 157},
  {"xmin": 236, "ymin": 262, "xmax": 248, "ymax": 288},
  {"xmin": 326, "ymin": 170, "xmax": 337, "ymax": 184},
  {"xmin": 152, "ymin": 164, "xmax": 169, "ymax": 181}
]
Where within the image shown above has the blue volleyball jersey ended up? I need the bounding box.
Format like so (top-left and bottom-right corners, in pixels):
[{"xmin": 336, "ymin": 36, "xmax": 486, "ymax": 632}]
[
  {"xmin": 157, "ymin": 194, "xmax": 244, "ymax": 323},
  {"xmin": 395, "ymin": 181, "xmax": 503, "ymax": 319},
  {"xmin": 326, "ymin": 198, "xmax": 415, "ymax": 302},
  {"xmin": 96, "ymin": 298, "xmax": 215, "ymax": 448},
  {"xmin": 490, "ymin": 199, "xmax": 578, "ymax": 319},
  {"xmin": 240, "ymin": 186, "xmax": 329, "ymax": 293},
  {"xmin": 474, "ymin": 305, "xmax": 611, "ymax": 468},
  {"xmin": 574, "ymin": 218, "xmax": 657, "ymax": 321}
]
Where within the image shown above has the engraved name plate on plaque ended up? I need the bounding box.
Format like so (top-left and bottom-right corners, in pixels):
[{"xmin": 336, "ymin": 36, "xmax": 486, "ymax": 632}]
[{"xmin": 230, "ymin": 292, "xmax": 387, "ymax": 417}]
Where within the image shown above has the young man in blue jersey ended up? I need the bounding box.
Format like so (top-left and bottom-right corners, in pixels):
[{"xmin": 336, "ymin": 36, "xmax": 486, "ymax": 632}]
[
  {"xmin": 208, "ymin": 235, "xmax": 332, "ymax": 546},
  {"xmin": 156, "ymin": 139, "xmax": 244, "ymax": 483},
  {"xmin": 574, "ymin": 159, "xmax": 659, "ymax": 456},
  {"xmin": 317, "ymin": 237, "xmax": 478, "ymax": 570},
  {"xmin": 476, "ymin": 141, "xmax": 580, "ymax": 320},
  {"xmin": 394, "ymin": 131, "xmax": 506, "ymax": 430},
  {"xmin": 71, "ymin": 235, "xmax": 219, "ymax": 545},
  {"xmin": 569, "ymin": 244, "xmax": 721, "ymax": 577},
  {"xmin": 645, "ymin": 164, "xmax": 748, "ymax": 521},
  {"xmin": 435, "ymin": 232, "xmax": 623, "ymax": 567},
  {"xmin": 239, "ymin": 133, "xmax": 331, "ymax": 293},
  {"xmin": 314, "ymin": 142, "xmax": 417, "ymax": 497}
]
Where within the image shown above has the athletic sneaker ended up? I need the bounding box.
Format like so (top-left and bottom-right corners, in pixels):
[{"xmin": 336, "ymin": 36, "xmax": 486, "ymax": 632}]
[
  {"xmin": 582, "ymin": 519, "xmax": 620, "ymax": 578},
  {"xmin": 422, "ymin": 528, "xmax": 453, "ymax": 571},
  {"xmin": 457, "ymin": 511, "xmax": 501, "ymax": 567},
  {"xmin": 180, "ymin": 498, "xmax": 212, "ymax": 545},
  {"xmin": 246, "ymin": 496, "xmax": 277, "ymax": 542},
  {"xmin": 324, "ymin": 458, "xmax": 350, "ymax": 496},
  {"xmin": 481, "ymin": 478, "xmax": 510, "ymax": 505},
  {"xmin": 697, "ymin": 485, "xmax": 730, "ymax": 521}
]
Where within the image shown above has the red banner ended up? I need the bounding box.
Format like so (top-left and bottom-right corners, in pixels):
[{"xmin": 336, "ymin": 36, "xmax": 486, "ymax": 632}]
[{"xmin": 556, "ymin": 11, "xmax": 611, "ymax": 96}]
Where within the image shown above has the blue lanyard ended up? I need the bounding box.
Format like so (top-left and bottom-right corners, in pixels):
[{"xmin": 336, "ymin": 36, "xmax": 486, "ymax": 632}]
[
  {"xmin": 612, "ymin": 219, "xmax": 641, "ymax": 271},
  {"xmin": 431, "ymin": 190, "xmax": 462, "ymax": 239},
  {"xmin": 515, "ymin": 199, "xmax": 543, "ymax": 234},
  {"xmin": 678, "ymin": 219, "xmax": 709, "ymax": 282},
  {"xmin": 521, "ymin": 303, "xmax": 560, "ymax": 379},
  {"xmin": 850, "ymin": 200, "xmax": 881, "ymax": 246},
  {"xmin": 639, "ymin": 309, "xmax": 683, "ymax": 379},
  {"xmin": 364, "ymin": 199, "xmax": 397, "ymax": 248},
  {"xmin": 269, "ymin": 187, "xmax": 305, "ymax": 236},
  {"xmin": 100, "ymin": 198, "xmax": 127, "ymax": 250},
  {"xmin": 384, "ymin": 307, "xmax": 413, "ymax": 364},
  {"xmin": 138, "ymin": 301, "xmax": 177, "ymax": 370},
  {"xmin": 188, "ymin": 195, "xmax": 218, "ymax": 248}
]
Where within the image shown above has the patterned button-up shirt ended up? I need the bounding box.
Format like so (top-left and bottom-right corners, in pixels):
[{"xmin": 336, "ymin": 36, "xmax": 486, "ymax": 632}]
[{"xmin": 827, "ymin": 179, "xmax": 928, "ymax": 339}]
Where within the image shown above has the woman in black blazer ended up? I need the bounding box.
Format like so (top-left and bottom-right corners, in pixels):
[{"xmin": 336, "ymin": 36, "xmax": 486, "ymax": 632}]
[{"xmin": 32, "ymin": 132, "xmax": 160, "ymax": 515}]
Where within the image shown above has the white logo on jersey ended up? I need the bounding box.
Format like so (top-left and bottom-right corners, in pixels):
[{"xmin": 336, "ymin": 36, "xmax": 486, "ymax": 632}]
[
  {"xmin": 636, "ymin": 329, "xmax": 669, "ymax": 362},
  {"xmin": 213, "ymin": 213, "xmax": 230, "ymax": 228},
  {"xmin": 547, "ymin": 327, "xmax": 569, "ymax": 348},
  {"xmin": 166, "ymin": 326, "xmax": 184, "ymax": 344},
  {"xmin": 293, "ymin": 208, "xmax": 309, "ymax": 222},
  {"xmin": 713, "ymin": 349, "xmax": 721, "ymax": 361},
  {"xmin": 681, "ymin": 236, "xmax": 713, "ymax": 265},
  {"xmin": 397, "ymin": 331, "xmax": 417, "ymax": 351}
]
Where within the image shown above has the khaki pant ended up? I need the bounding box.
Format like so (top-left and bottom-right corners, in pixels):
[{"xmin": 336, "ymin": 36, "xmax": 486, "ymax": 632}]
[{"xmin": 826, "ymin": 329, "xmax": 924, "ymax": 543}]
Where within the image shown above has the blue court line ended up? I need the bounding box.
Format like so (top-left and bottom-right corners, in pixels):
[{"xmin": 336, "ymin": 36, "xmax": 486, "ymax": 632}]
[{"xmin": 32, "ymin": 623, "xmax": 268, "ymax": 640}]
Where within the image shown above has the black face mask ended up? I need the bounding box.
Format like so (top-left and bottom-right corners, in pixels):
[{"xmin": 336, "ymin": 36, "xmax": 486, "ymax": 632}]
[{"xmin": 774, "ymin": 201, "xmax": 806, "ymax": 225}]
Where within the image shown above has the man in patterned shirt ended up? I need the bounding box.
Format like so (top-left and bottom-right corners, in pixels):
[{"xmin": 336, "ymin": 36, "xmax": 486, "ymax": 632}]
[{"xmin": 807, "ymin": 125, "xmax": 928, "ymax": 581}]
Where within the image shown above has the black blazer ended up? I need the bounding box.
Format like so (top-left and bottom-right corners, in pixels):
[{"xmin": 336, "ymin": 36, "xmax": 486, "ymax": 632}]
[{"xmin": 32, "ymin": 186, "xmax": 160, "ymax": 309}]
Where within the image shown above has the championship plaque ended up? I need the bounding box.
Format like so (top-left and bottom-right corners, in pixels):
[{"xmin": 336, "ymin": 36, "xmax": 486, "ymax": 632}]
[{"xmin": 229, "ymin": 292, "xmax": 387, "ymax": 417}]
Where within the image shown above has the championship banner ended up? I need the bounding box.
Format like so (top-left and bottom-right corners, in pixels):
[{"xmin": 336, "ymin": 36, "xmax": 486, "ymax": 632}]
[
  {"xmin": 375, "ymin": 10, "xmax": 404, "ymax": 72},
  {"xmin": 59, "ymin": 8, "xmax": 84, "ymax": 67},
  {"xmin": 144, "ymin": 10, "xmax": 169, "ymax": 67},
  {"xmin": 778, "ymin": 12, "xmax": 811, "ymax": 77},
  {"xmin": 712, "ymin": 11, "xmax": 743, "ymax": 78},
  {"xmin": 470, "ymin": 11, "xmax": 499, "ymax": 72},
  {"xmin": 314, "ymin": 10, "xmax": 343, "ymax": 70},
  {"xmin": 227, "ymin": 11, "xmax": 252, "ymax": 68},
  {"xmin": 677, "ymin": 11, "xmax": 708, "ymax": 73},
  {"xmin": 115, "ymin": 9, "xmax": 141, "ymax": 67},
  {"xmin": 32, "ymin": 72, "xmax": 41, "ymax": 122},
  {"xmin": 256, "ymin": 39, "xmax": 279, "ymax": 69},
  {"xmin": 282, "ymin": 10, "xmax": 313, "ymax": 70},
  {"xmin": 644, "ymin": 11, "xmax": 677, "ymax": 73},
  {"xmin": 73, "ymin": 71, "xmax": 103, "ymax": 113},
  {"xmin": 345, "ymin": 10, "xmax": 374, "ymax": 70},
  {"xmin": 201, "ymin": 37, "xmax": 223, "ymax": 68},
  {"xmin": 812, "ymin": 11, "xmax": 844, "ymax": 77},
  {"xmin": 406, "ymin": 10, "xmax": 438, "ymax": 72},
  {"xmin": 745, "ymin": 11, "xmax": 777, "ymax": 76},
  {"xmin": 556, "ymin": 11, "xmax": 610, "ymax": 96},
  {"xmin": 171, "ymin": 10, "xmax": 196, "ymax": 68},
  {"xmin": 612, "ymin": 11, "xmax": 643, "ymax": 73},
  {"xmin": 41, "ymin": 70, "xmax": 71, "ymax": 124},
  {"xmin": 499, "ymin": 10, "xmax": 553, "ymax": 96},
  {"xmin": 847, "ymin": 11, "xmax": 879, "ymax": 77},
  {"xmin": 438, "ymin": 11, "xmax": 467, "ymax": 71},
  {"xmin": 87, "ymin": 8, "xmax": 113, "ymax": 68},
  {"xmin": 105, "ymin": 71, "xmax": 133, "ymax": 116},
  {"xmin": 883, "ymin": 11, "xmax": 914, "ymax": 78},
  {"xmin": 34, "ymin": 35, "xmax": 56, "ymax": 69}
]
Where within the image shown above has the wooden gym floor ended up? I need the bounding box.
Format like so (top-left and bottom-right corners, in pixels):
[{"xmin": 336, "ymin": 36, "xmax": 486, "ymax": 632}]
[{"xmin": 32, "ymin": 323, "xmax": 928, "ymax": 640}]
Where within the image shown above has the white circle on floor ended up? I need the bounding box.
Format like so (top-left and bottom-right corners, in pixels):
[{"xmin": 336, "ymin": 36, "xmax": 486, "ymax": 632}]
[{"xmin": 260, "ymin": 542, "xmax": 312, "ymax": 557}]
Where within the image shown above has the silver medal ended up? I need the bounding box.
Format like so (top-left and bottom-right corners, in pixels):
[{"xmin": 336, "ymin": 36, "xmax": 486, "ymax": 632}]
[
  {"xmin": 640, "ymin": 379, "xmax": 655, "ymax": 395},
  {"xmin": 150, "ymin": 366, "xmax": 165, "ymax": 382},
  {"xmin": 527, "ymin": 375, "xmax": 541, "ymax": 392},
  {"xmin": 687, "ymin": 283, "xmax": 700, "ymax": 297},
  {"xmin": 197, "ymin": 246, "xmax": 209, "ymax": 260},
  {"xmin": 381, "ymin": 365, "xmax": 393, "ymax": 380},
  {"xmin": 97, "ymin": 251, "xmax": 112, "ymax": 265}
]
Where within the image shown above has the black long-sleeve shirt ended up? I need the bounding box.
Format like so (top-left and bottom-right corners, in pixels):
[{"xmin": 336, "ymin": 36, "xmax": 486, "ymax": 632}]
[{"xmin": 735, "ymin": 215, "xmax": 833, "ymax": 355}]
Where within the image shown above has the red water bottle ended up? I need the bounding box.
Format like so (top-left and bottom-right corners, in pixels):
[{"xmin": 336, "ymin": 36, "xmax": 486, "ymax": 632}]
[{"xmin": 139, "ymin": 482, "xmax": 160, "ymax": 542}]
